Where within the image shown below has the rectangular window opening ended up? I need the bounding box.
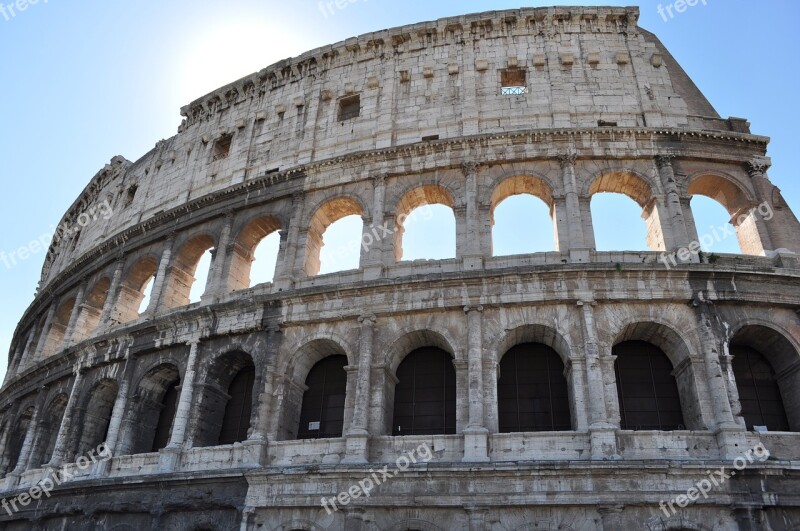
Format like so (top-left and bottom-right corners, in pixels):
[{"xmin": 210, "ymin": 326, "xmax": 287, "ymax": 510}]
[
  {"xmin": 501, "ymin": 68, "xmax": 528, "ymax": 95},
  {"xmin": 338, "ymin": 95, "xmax": 361, "ymax": 121},
  {"xmin": 212, "ymin": 135, "xmax": 233, "ymax": 161}
]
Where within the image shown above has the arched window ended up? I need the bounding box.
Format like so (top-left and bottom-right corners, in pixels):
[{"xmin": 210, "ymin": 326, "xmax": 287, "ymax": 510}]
[
  {"xmin": 297, "ymin": 355, "xmax": 348, "ymax": 439},
  {"xmin": 162, "ymin": 234, "xmax": 216, "ymax": 308},
  {"xmin": 75, "ymin": 379, "xmax": 118, "ymax": 457},
  {"xmin": 392, "ymin": 348, "xmax": 456, "ymax": 436},
  {"xmin": 31, "ymin": 394, "xmax": 68, "ymax": 467},
  {"xmin": 589, "ymin": 172, "xmax": 662, "ymax": 252},
  {"xmin": 498, "ymin": 343, "xmax": 571, "ymax": 432},
  {"xmin": 306, "ymin": 197, "xmax": 364, "ymax": 276},
  {"xmin": 490, "ymin": 175, "xmax": 556, "ymax": 256},
  {"xmin": 2, "ymin": 407, "xmax": 32, "ymax": 473},
  {"xmin": 151, "ymin": 379, "xmax": 180, "ymax": 452},
  {"xmin": 614, "ymin": 341, "xmax": 685, "ymax": 430},
  {"xmin": 688, "ymin": 174, "xmax": 763, "ymax": 255},
  {"xmin": 731, "ymin": 346, "xmax": 790, "ymax": 431},
  {"xmin": 41, "ymin": 298, "xmax": 76, "ymax": 358},
  {"xmin": 116, "ymin": 256, "xmax": 158, "ymax": 323},
  {"xmin": 218, "ymin": 365, "xmax": 255, "ymax": 445},
  {"xmin": 395, "ymin": 185, "xmax": 456, "ymax": 261},
  {"xmin": 229, "ymin": 216, "xmax": 282, "ymax": 290}
]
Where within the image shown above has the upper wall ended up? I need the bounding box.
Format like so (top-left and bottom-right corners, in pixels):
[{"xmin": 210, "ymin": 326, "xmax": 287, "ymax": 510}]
[{"xmin": 39, "ymin": 6, "xmax": 742, "ymax": 288}]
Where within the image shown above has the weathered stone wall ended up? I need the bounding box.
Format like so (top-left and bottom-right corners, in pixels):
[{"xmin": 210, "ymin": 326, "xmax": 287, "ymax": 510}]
[{"xmin": 2, "ymin": 5, "xmax": 800, "ymax": 531}]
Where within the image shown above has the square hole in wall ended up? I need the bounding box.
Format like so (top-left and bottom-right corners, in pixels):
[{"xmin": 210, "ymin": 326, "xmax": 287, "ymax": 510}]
[
  {"xmin": 500, "ymin": 68, "xmax": 528, "ymax": 95},
  {"xmin": 338, "ymin": 95, "xmax": 361, "ymax": 121},
  {"xmin": 212, "ymin": 135, "xmax": 232, "ymax": 161}
]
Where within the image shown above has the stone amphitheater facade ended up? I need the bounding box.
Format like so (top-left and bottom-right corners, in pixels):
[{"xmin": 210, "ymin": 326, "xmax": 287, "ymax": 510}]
[{"xmin": 1, "ymin": 5, "xmax": 800, "ymax": 530}]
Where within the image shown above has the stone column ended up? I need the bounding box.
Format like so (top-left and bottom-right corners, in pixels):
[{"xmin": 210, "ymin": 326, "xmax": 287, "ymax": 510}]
[
  {"xmin": 160, "ymin": 339, "xmax": 201, "ymax": 471},
  {"xmin": 144, "ymin": 237, "xmax": 175, "ymax": 315},
  {"xmin": 103, "ymin": 340, "xmax": 136, "ymax": 455},
  {"xmin": 249, "ymin": 325, "xmax": 281, "ymax": 443},
  {"xmin": 47, "ymin": 366, "xmax": 86, "ymax": 467},
  {"xmin": 0, "ymin": 401, "xmax": 21, "ymax": 474},
  {"xmin": 463, "ymin": 305, "xmax": 489, "ymax": 462},
  {"xmin": 598, "ymin": 505, "xmax": 625, "ymax": 530},
  {"xmin": 719, "ymin": 351, "xmax": 744, "ymax": 428},
  {"xmin": 98, "ymin": 259, "xmax": 126, "ymax": 330},
  {"xmin": 655, "ymin": 155, "xmax": 691, "ymax": 252},
  {"xmin": 202, "ymin": 213, "xmax": 234, "ymax": 304},
  {"xmin": 579, "ymin": 301, "xmax": 618, "ymax": 460},
  {"xmin": 344, "ymin": 315, "xmax": 376, "ymax": 463},
  {"xmin": 9, "ymin": 386, "xmax": 48, "ymax": 479},
  {"xmin": 32, "ymin": 304, "xmax": 58, "ymax": 363},
  {"xmin": 565, "ymin": 357, "xmax": 589, "ymax": 431},
  {"xmin": 17, "ymin": 329, "xmax": 39, "ymax": 373},
  {"xmin": 62, "ymin": 282, "xmax": 87, "ymax": 347},
  {"xmin": 274, "ymin": 191, "xmax": 305, "ymax": 289},
  {"xmin": 461, "ymin": 161, "xmax": 483, "ymax": 270},
  {"xmin": 558, "ymin": 153, "xmax": 588, "ymax": 261},
  {"xmin": 362, "ymin": 175, "xmax": 386, "ymax": 280}
]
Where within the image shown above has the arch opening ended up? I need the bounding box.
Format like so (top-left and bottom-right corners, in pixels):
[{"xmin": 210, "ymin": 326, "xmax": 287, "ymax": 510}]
[
  {"xmin": 120, "ymin": 363, "xmax": 181, "ymax": 455},
  {"xmin": 589, "ymin": 172, "xmax": 661, "ymax": 252},
  {"xmin": 392, "ymin": 347, "xmax": 456, "ymax": 436},
  {"xmin": 74, "ymin": 379, "xmax": 119, "ymax": 459},
  {"xmin": 115, "ymin": 256, "xmax": 158, "ymax": 324},
  {"xmin": 30, "ymin": 393, "xmax": 68, "ymax": 468},
  {"xmin": 41, "ymin": 298, "xmax": 76, "ymax": 359},
  {"xmin": 230, "ymin": 216, "xmax": 282, "ymax": 290},
  {"xmin": 497, "ymin": 343, "xmax": 571, "ymax": 432},
  {"xmin": 306, "ymin": 197, "xmax": 364, "ymax": 276},
  {"xmin": 394, "ymin": 185, "xmax": 456, "ymax": 262},
  {"xmin": 163, "ymin": 234, "xmax": 216, "ymax": 308},
  {"xmin": 491, "ymin": 176, "xmax": 556, "ymax": 256},
  {"xmin": 297, "ymin": 355, "xmax": 348, "ymax": 440},
  {"xmin": 72, "ymin": 277, "xmax": 111, "ymax": 342}
]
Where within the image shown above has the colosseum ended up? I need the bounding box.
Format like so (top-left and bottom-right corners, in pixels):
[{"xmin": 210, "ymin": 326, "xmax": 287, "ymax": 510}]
[{"xmin": 1, "ymin": 5, "xmax": 799, "ymax": 530}]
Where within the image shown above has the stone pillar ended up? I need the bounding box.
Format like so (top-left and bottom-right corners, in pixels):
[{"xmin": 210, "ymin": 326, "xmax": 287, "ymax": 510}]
[
  {"xmin": 719, "ymin": 351, "xmax": 745, "ymax": 428},
  {"xmin": 579, "ymin": 301, "xmax": 618, "ymax": 460},
  {"xmin": 655, "ymin": 155, "xmax": 692, "ymax": 252},
  {"xmin": 47, "ymin": 366, "xmax": 86, "ymax": 467},
  {"xmin": 598, "ymin": 505, "xmax": 625, "ymax": 530},
  {"xmin": 9, "ymin": 386, "xmax": 48, "ymax": 478},
  {"xmin": 274, "ymin": 191, "xmax": 305, "ymax": 289},
  {"xmin": 0, "ymin": 401, "xmax": 21, "ymax": 474},
  {"xmin": 463, "ymin": 305, "xmax": 489, "ymax": 462},
  {"xmin": 558, "ymin": 153, "xmax": 589, "ymax": 261},
  {"xmin": 62, "ymin": 282, "xmax": 87, "ymax": 347},
  {"xmin": 461, "ymin": 161, "xmax": 484, "ymax": 270},
  {"xmin": 98, "ymin": 259, "xmax": 126, "ymax": 330},
  {"xmin": 160, "ymin": 339, "xmax": 201, "ymax": 471},
  {"xmin": 249, "ymin": 325, "xmax": 281, "ymax": 442},
  {"xmin": 466, "ymin": 507, "xmax": 488, "ymax": 531},
  {"xmin": 145, "ymin": 238, "xmax": 175, "ymax": 315},
  {"xmin": 565, "ymin": 357, "xmax": 589, "ymax": 431},
  {"xmin": 32, "ymin": 303, "xmax": 58, "ymax": 363},
  {"xmin": 745, "ymin": 158, "xmax": 800, "ymax": 253},
  {"xmin": 103, "ymin": 340, "xmax": 136, "ymax": 455},
  {"xmin": 363, "ymin": 175, "xmax": 386, "ymax": 281},
  {"xmin": 342, "ymin": 508, "xmax": 366, "ymax": 531},
  {"xmin": 202, "ymin": 213, "xmax": 234, "ymax": 304},
  {"xmin": 17, "ymin": 329, "xmax": 39, "ymax": 373},
  {"xmin": 344, "ymin": 315, "xmax": 376, "ymax": 463}
]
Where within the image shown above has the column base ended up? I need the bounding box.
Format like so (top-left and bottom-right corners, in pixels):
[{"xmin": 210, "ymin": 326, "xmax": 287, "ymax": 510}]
[
  {"xmin": 158, "ymin": 446, "xmax": 182, "ymax": 473},
  {"xmin": 715, "ymin": 427, "xmax": 749, "ymax": 460},
  {"xmin": 342, "ymin": 430, "xmax": 370, "ymax": 464},
  {"xmin": 590, "ymin": 428, "xmax": 621, "ymax": 460},
  {"xmin": 240, "ymin": 438, "xmax": 268, "ymax": 467},
  {"xmin": 462, "ymin": 427, "xmax": 490, "ymax": 463}
]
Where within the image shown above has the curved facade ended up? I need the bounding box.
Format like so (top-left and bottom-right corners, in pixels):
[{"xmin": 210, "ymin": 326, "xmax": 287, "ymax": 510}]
[{"xmin": 2, "ymin": 6, "xmax": 800, "ymax": 530}]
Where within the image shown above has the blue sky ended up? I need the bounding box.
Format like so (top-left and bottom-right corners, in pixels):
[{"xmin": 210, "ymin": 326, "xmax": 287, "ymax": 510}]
[{"xmin": 1, "ymin": 1, "xmax": 798, "ymax": 381}]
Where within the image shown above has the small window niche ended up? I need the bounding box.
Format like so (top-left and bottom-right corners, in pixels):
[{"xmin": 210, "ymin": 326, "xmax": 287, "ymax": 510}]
[
  {"xmin": 500, "ymin": 68, "xmax": 528, "ymax": 95},
  {"xmin": 338, "ymin": 95, "xmax": 361, "ymax": 121},
  {"xmin": 212, "ymin": 135, "xmax": 233, "ymax": 161}
]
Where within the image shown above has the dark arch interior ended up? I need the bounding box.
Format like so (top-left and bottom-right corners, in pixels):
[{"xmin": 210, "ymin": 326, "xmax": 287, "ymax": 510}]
[
  {"xmin": 392, "ymin": 347, "xmax": 456, "ymax": 436},
  {"xmin": 498, "ymin": 343, "xmax": 571, "ymax": 432},
  {"xmin": 218, "ymin": 365, "xmax": 256, "ymax": 445},
  {"xmin": 150, "ymin": 379, "xmax": 180, "ymax": 452},
  {"xmin": 297, "ymin": 355, "xmax": 348, "ymax": 440},
  {"xmin": 614, "ymin": 340, "xmax": 685, "ymax": 431},
  {"xmin": 731, "ymin": 345, "xmax": 791, "ymax": 432}
]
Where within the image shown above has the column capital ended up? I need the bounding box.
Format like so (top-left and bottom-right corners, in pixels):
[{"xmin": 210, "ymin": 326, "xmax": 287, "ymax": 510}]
[
  {"xmin": 371, "ymin": 173, "xmax": 387, "ymax": 187},
  {"xmin": 291, "ymin": 190, "xmax": 305, "ymax": 205},
  {"xmin": 556, "ymin": 152, "xmax": 578, "ymax": 169},
  {"xmin": 460, "ymin": 160, "xmax": 480, "ymax": 177},
  {"xmin": 358, "ymin": 314, "xmax": 377, "ymax": 325},
  {"xmin": 745, "ymin": 158, "xmax": 771, "ymax": 178},
  {"xmin": 463, "ymin": 305, "xmax": 484, "ymax": 314},
  {"xmin": 655, "ymin": 154, "xmax": 675, "ymax": 169}
]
